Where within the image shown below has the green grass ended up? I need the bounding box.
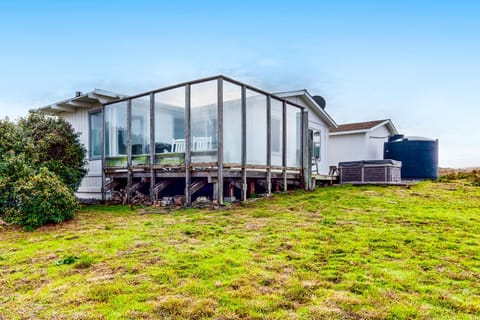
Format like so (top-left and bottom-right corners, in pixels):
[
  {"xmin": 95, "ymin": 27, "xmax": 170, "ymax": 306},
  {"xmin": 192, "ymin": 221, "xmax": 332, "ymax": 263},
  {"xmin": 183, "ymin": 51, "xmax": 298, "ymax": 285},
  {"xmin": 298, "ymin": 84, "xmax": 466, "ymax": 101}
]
[{"xmin": 1, "ymin": 181, "xmax": 480, "ymax": 319}]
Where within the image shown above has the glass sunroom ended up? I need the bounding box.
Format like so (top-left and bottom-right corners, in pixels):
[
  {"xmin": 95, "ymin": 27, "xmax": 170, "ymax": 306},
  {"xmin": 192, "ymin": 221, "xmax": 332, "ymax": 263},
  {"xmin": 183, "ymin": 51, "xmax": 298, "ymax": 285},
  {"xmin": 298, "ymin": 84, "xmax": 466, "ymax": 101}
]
[{"xmin": 102, "ymin": 76, "xmax": 309, "ymax": 204}]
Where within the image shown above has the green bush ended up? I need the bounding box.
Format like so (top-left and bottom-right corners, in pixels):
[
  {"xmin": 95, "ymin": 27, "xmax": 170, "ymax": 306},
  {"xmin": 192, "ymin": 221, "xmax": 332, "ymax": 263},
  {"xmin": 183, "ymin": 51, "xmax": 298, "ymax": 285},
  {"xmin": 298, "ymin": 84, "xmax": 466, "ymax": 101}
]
[
  {"xmin": 439, "ymin": 170, "xmax": 480, "ymax": 186},
  {"xmin": 0, "ymin": 112, "xmax": 86, "ymax": 229},
  {"xmin": 18, "ymin": 111, "xmax": 87, "ymax": 191},
  {"xmin": 0, "ymin": 153, "xmax": 35, "ymax": 213},
  {"xmin": 0, "ymin": 118, "xmax": 29, "ymax": 156},
  {"xmin": 4, "ymin": 167, "xmax": 77, "ymax": 230}
]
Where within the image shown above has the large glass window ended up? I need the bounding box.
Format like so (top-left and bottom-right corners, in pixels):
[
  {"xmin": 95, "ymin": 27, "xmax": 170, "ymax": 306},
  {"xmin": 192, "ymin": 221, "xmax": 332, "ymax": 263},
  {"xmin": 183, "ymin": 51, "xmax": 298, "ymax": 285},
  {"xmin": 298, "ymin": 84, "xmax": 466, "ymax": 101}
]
[
  {"xmin": 104, "ymin": 101, "xmax": 127, "ymax": 167},
  {"xmin": 246, "ymin": 89, "xmax": 267, "ymax": 165},
  {"xmin": 131, "ymin": 96, "xmax": 150, "ymax": 165},
  {"xmin": 191, "ymin": 80, "xmax": 217, "ymax": 163},
  {"xmin": 270, "ymin": 98, "xmax": 283, "ymax": 166},
  {"xmin": 223, "ymin": 81, "xmax": 242, "ymax": 164},
  {"xmin": 89, "ymin": 110, "xmax": 102, "ymax": 159},
  {"xmin": 154, "ymin": 86, "xmax": 185, "ymax": 165},
  {"xmin": 286, "ymin": 104, "xmax": 302, "ymax": 167}
]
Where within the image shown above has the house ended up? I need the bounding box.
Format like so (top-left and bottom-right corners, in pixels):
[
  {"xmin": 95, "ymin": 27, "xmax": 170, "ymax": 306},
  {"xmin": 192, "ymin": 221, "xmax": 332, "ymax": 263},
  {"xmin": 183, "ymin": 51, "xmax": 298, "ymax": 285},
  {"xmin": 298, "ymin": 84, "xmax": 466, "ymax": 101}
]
[
  {"xmin": 39, "ymin": 75, "xmax": 338, "ymax": 204},
  {"xmin": 328, "ymin": 119, "xmax": 398, "ymax": 167},
  {"xmin": 274, "ymin": 90, "xmax": 337, "ymax": 176}
]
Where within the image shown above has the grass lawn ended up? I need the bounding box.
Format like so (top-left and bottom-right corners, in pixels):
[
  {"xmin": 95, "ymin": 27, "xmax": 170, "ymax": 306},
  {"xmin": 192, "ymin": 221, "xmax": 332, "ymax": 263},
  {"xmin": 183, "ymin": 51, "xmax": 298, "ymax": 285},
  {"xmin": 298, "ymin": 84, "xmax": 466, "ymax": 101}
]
[{"xmin": 1, "ymin": 181, "xmax": 480, "ymax": 319}]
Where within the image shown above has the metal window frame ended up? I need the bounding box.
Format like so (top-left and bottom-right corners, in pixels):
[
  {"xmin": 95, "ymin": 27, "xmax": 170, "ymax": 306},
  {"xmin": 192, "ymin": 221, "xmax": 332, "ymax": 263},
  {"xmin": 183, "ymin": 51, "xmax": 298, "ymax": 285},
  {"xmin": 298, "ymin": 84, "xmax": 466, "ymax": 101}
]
[
  {"xmin": 101, "ymin": 75, "xmax": 307, "ymax": 202},
  {"xmin": 88, "ymin": 108, "xmax": 102, "ymax": 160}
]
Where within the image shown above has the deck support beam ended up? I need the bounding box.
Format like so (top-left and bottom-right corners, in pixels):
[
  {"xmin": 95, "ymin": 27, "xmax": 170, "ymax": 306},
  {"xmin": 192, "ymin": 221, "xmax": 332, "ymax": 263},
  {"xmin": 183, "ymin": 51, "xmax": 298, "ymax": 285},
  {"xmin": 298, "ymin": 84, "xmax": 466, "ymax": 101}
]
[
  {"xmin": 185, "ymin": 84, "xmax": 192, "ymax": 204},
  {"xmin": 126, "ymin": 99, "xmax": 132, "ymax": 203},
  {"xmin": 217, "ymin": 78, "xmax": 224, "ymax": 204},
  {"xmin": 241, "ymin": 85, "xmax": 247, "ymax": 201},
  {"xmin": 282, "ymin": 101, "xmax": 287, "ymax": 192},
  {"xmin": 149, "ymin": 93, "xmax": 155, "ymax": 200},
  {"xmin": 266, "ymin": 96, "xmax": 272, "ymax": 196},
  {"xmin": 101, "ymin": 106, "xmax": 106, "ymax": 202}
]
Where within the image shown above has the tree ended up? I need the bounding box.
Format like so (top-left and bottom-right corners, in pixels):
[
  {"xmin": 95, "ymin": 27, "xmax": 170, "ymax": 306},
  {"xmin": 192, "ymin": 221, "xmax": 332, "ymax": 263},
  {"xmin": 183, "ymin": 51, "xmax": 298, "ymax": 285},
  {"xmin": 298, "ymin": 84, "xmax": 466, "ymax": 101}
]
[
  {"xmin": 0, "ymin": 118, "xmax": 29, "ymax": 156},
  {"xmin": 18, "ymin": 110, "xmax": 87, "ymax": 191},
  {"xmin": 0, "ymin": 111, "xmax": 86, "ymax": 229}
]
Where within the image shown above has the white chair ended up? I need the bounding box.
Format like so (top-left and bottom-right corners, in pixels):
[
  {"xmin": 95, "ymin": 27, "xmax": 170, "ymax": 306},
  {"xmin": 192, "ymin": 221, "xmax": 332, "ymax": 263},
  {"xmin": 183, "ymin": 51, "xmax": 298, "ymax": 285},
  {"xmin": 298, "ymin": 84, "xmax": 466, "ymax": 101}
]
[
  {"xmin": 171, "ymin": 138, "xmax": 186, "ymax": 153},
  {"xmin": 193, "ymin": 136, "xmax": 212, "ymax": 151}
]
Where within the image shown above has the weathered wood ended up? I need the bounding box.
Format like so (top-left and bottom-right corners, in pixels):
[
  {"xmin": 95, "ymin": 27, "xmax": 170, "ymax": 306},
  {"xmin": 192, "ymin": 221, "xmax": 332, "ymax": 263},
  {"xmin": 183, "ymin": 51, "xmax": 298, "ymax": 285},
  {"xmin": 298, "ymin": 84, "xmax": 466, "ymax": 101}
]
[
  {"xmin": 249, "ymin": 180, "xmax": 255, "ymax": 196},
  {"xmin": 149, "ymin": 93, "xmax": 155, "ymax": 200},
  {"xmin": 190, "ymin": 180, "xmax": 208, "ymax": 195},
  {"xmin": 101, "ymin": 106, "xmax": 106, "ymax": 202},
  {"xmin": 185, "ymin": 84, "xmax": 192, "ymax": 204},
  {"xmin": 301, "ymin": 111, "xmax": 310, "ymax": 190},
  {"xmin": 153, "ymin": 180, "xmax": 175, "ymax": 200},
  {"xmin": 266, "ymin": 95, "xmax": 272, "ymax": 196},
  {"xmin": 282, "ymin": 101, "xmax": 287, "ymax": 192},
  {"xmin": 217, "ymin": 78, "xmax": 224, "ymax": 204},
  {"xmin": 241, "ymin": 85, "xmax": 247, "ymax": 201},
  {"xmin": 225, "ymin": 179, "xmax": 242, "ymax": 190},
  {"xmin": 126, "ymin": 99, "xmax": 132, "ymax": 203}
]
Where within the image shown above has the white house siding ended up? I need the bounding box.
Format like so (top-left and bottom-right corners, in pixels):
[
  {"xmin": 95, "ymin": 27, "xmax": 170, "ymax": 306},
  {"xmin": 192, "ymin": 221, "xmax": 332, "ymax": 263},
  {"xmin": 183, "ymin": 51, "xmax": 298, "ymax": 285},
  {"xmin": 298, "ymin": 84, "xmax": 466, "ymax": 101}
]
[
  {"xmin": 282, "ymin": 96, "xmax": 331, "ymax": 175},
  {"xmin": 62, "ymin": 106, "xmax": 103, "ymax": 199},
  {"xmin": 328, "ymin": 133, "xmax": 367, "ymax": 167},
  {"xmin": 366, "ymin": 125, "xmax": 390, "ymax": 160}
]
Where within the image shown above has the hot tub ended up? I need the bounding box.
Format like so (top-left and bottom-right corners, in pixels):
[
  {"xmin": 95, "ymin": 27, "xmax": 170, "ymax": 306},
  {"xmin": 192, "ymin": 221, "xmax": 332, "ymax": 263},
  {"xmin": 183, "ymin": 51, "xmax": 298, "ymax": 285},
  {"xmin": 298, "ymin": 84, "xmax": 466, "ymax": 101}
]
[{"xmin": 338, "ymin": 160, "xmax": 402, "ymax": 184}]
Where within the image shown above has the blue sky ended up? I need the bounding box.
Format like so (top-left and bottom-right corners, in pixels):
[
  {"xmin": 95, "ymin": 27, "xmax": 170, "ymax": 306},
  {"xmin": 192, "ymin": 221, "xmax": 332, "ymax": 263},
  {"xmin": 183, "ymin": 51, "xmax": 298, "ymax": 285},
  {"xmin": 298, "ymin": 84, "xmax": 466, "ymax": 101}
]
[{"xmin": 0, "ymin": 1, "xmax": 479, "ymax": 167}]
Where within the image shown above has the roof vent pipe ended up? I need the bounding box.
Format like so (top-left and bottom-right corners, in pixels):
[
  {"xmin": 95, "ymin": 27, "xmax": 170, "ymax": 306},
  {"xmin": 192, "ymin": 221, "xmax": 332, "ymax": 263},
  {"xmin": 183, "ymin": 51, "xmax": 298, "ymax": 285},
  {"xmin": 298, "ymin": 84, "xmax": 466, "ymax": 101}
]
[{"xmin": 75, "ymin": 91, "xmax": 82, "ymax": 97}]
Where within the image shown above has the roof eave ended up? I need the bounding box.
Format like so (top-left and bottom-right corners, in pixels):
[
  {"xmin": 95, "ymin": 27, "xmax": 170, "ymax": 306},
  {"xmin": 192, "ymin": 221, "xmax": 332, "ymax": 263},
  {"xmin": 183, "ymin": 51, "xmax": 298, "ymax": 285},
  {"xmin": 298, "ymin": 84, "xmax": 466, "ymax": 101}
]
[
  {"xmin": 330, "ymin": 129, "xmax": 369, "ymax": 136},
  {"xmin": 275, "ymin": 90, "xmax": 338, "ymax": 128},
  {"xmin": 38, "ymin": 89, "xmax": 125, "ymax": 114},
  {"xmin": 369, "ymin": 119, "xmax": 399, "ymax": 135},
  {"xmin": 331, "ymin": 119, "xmax": 399, "ymax": 136}
]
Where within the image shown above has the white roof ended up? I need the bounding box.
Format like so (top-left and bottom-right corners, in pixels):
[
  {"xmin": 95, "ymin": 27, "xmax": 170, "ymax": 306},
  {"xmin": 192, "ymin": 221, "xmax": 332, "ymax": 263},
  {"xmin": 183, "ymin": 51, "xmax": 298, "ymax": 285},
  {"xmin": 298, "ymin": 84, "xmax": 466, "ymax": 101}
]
[
  {"xmin": 330, "ymin": 119, "xmax": 398, "ymax": 136},
  {"xmin": 38, "ymin": 89, "xmax": 125, "ymax": 114},
  {"xmin": 274, "ymin": 89, "xmax": 337, "ymax": 128}
]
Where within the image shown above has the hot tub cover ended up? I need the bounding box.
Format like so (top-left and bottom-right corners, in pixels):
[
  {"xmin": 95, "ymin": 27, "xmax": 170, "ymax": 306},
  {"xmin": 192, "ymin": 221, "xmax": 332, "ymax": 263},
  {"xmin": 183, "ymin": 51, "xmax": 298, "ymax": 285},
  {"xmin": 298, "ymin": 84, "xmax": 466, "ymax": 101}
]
[{"xmin": 338, "ymin": 159, "xmax": 401, "ymax": 167}]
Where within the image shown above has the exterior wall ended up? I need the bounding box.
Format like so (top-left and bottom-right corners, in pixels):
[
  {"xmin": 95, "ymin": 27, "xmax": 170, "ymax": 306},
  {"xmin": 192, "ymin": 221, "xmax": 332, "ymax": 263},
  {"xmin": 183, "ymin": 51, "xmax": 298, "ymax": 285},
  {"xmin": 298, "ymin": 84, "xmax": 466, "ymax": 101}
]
[
  {"xmin": 61, "ymin": 106, "xmax": 103, "ymax": 199},
  {"xmin": 329, "ymin": 125, "xmax": 392, "ymax": 167},
  {"xmin": 328, "ymin": 133, "xmax": 367, "ymax": 167},
  {"xmin": 283, "ymin": 96, "xmax": 331, "ymax": 175},
  {"xmin": 366, "ymin": 125, "xmax": 390, "ymax": 160}
]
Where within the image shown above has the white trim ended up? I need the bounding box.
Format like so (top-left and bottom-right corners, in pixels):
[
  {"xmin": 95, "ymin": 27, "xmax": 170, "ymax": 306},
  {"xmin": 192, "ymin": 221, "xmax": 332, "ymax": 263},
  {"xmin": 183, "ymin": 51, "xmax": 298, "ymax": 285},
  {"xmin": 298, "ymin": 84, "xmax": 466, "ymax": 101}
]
[
  {"xmin": 38, "ymin": 89, "xmax": 125, "ymax": 114},
  {"xmin": 330, "ymin": 129, "xmax": 368, "ymax": 136},
  {"xmin": 330, "ymin": 119, "xmax": 398, "ymax": 136},
  {"xmin": 274, "ymin": 89, "xmax": 337, "ymax": 128}
]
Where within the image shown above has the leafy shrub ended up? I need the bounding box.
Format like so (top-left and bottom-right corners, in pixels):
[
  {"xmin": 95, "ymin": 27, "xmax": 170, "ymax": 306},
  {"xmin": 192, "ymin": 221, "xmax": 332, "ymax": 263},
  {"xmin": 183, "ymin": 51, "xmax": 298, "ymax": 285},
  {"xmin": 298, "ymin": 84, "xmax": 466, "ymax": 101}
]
[
  {"xmin": 18, "ymin": 111, "xmax": 87, "ymax": 191},
  {"xmin": 0, "ymin": 112, "xmax": 86, "ymax": 229},
  {"xmin": 0, "ymin": 118, "xmax": 29, "ymax": 156},
  {"xmin": 439, "ymin": 170, "xmax": 480, "ymax": 186},
  {"xmin": 4, "ymin": 167, "xmax": 77, "ymax": 230},
  {"xmin": 55, "ymin": 255, "xmax": 78, "ymax": 266},
  {"xmin": 0, "ymin": 153, "xmax": 35, "ymax": 213}
]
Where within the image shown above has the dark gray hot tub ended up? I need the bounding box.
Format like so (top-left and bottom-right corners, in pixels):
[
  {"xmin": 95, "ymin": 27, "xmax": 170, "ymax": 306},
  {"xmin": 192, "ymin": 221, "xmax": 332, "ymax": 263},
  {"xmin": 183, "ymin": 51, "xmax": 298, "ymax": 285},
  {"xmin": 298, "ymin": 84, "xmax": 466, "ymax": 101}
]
[{"xmin": 338, "ymin": 160, "xmax": 402, "ymax": 184}]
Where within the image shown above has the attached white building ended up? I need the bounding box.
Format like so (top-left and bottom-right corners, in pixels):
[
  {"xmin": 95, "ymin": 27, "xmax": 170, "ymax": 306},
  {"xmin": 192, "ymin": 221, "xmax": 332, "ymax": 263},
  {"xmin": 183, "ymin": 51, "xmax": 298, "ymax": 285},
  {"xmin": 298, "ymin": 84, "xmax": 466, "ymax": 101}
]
[
  {"xmin": 40, "ymin": 89, "xmax": 126, "ymax": 199},
  {"xmin": 275, "ymin": 90, "xmax": 337, "ymax": 175},
  {"xmin": 328, "ymin": 119, "xmax": 398, "ymax": 167}
]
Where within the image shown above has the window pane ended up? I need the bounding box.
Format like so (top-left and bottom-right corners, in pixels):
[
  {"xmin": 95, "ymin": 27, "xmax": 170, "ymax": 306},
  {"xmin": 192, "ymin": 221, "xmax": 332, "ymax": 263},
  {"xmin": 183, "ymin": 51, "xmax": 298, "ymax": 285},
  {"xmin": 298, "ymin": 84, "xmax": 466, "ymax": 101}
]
[
  {"xmin": 286, "ymin": 104, "xmax": 302, "ymax": 167},
  {"xmin": 89, "ymin": 111, "xmax": 102, "ymax": 158},
  {"xmin": 223, "ymin": 81, "xmax": 242, "ymax": 164},
  {"xmin": 154, "ymin": 86, "xmax": 185, "ymax": 165},
  {"xmin": 246, "ymin": 89, "xmax": 267, "ymax": 165},
  {"xmin": 313, "ymin": 131, "xmax": 321, "ymax": 159},
  {"xmin": 104, "ymin": 101, "xmax": 127, "ymax": 167},
  {"xmin": 131, "ymin": 96, "xmax": 150, "ymax": 166},
  {"xmin": 270, "ymin": 98, "xmax": 283, "ymax": 166},
  {"xmin": 191, "ymin": 80, "xmax": 217, "ymax": 163}
]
